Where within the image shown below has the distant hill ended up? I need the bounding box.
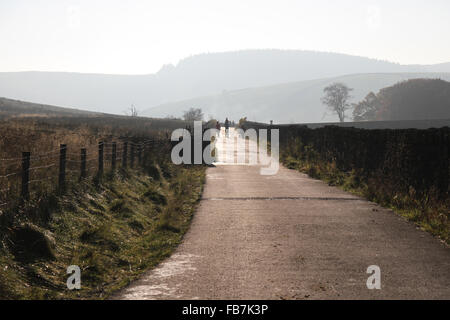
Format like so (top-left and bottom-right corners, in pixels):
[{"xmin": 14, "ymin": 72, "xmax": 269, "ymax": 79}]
[
  {"xmin": 1, "ymin": 50, "xmax": 450, "ymax": 115},
  {"xmin": 0, "ymin": 97, "xmax": 103, "ymax": 119},
  {"xmin": 142, "ymin": 73, "xmax": 450, "ymax": 123}
]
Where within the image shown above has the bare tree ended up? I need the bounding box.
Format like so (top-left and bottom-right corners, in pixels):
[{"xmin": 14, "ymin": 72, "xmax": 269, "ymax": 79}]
[
  {"xmin": 183, "ymin": 107, "xmax": 203, "ymax": 121},
  {"xmin": 321, "ymin": 83, "xmax": 353, "ymax": 122},
  {"xmin": 125, "ymin": 104, "xmax": 138, "ymax": 117}
]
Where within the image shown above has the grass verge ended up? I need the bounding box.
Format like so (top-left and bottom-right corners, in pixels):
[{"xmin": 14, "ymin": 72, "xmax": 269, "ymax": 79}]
[
  {"xmin": 0, "ymin": 163, "xmax": 206, "ymax": 299},
  {"xmin": 282, "ymin": 155, "xmax": 449, "ymax": 245}
]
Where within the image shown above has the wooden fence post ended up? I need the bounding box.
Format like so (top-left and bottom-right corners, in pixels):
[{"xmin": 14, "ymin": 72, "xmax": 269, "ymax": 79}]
[
  {"xmin": 80, "ymin": 148, "xmax": 87, "ymax": 179},
  {"xmin": 98, "ymin": 142, "xmax": 104, "ymax": 175},
  {"xmin": 112, "ymin": 142, "xmax": 117, "ymax": 171},
  {"xmin": 130, "ymin": 143, "xmax": 135, "ymax": 168},
  {"xmin": 138, "ymin": 144, "xmax": 142, "ymax": 166},
  {"xmin": 143, "ymin": 143, "xmax": 148, "ymax": 166},
  {"xmin": 122, "ymin": 142, "xmax": 128, "ymax": 168},
  {"xmin": 150, "ymin": 138, "xmax": 155, "ymax": 159},
  {"xmin": 58, "ymin": 144, "xmax": 67, "ymax": 192},
  {"xmin": 202, "ymin": 128, "xmax": 208, "ymax": 165},
  {"xmin": 191, "ymin": 135, "xmax": 195, "ymax": 165},
  {"xmin": 21, "ymin": 152, "xmax": 30, "ymax": 199}
]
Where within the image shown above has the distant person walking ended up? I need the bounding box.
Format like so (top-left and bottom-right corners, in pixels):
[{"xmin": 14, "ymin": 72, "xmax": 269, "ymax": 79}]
[
  {"xmin": 215, "ymin": 121, "xmax": 221, "ymax": 137},
  {"xmin": 224, "ymin": 118, "xmax": 230, "ymax": 138}
]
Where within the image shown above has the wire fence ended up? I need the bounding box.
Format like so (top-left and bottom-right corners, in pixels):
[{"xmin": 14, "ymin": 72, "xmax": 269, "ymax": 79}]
[{"xmin": 0, "ymin": 137, "xmax": 171, "ymax": 212}]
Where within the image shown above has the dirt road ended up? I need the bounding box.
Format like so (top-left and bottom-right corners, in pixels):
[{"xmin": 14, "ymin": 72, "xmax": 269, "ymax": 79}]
[{"xmin": 114, "ymin": 129, "xmax": 450, "ymax": 299}]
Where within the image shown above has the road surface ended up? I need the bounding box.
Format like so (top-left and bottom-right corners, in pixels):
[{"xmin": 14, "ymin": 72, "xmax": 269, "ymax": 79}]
[{"xmin": 114, "ymin": 128, "xmax": 450, "ymax": 299}]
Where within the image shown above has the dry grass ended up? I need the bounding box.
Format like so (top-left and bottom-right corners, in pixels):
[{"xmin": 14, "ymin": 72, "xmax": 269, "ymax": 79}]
[
  {"xmin": 0, "ymin": 115, "xmax": 206, "ymax": 299},
  {"xmin": 282, "ymin": 153, "xmax": 450, "ymax": 244},
  {"xmin": 0, "ymin": 116, "xmax": 191, "ymax": 209},
  {"xmin": 0, "ymin": 164, "xmax": 205, "ymax": 299}
]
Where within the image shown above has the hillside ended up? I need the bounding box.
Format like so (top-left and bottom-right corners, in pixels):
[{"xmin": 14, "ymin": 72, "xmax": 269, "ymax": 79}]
[
  {"xmin": 376, "ymin": 79, "xmax": 450, "ymax": 121},
  {"xmin": 142, "ymin": 73, "xmax": 450, "ymax": 123},
  {"xmin": 0, "ymin": 97, "xmax": 103, "ymax": 119},
  {"xmin": 1, "ymin": 50, "xmax": 450, "ymax": 116}
]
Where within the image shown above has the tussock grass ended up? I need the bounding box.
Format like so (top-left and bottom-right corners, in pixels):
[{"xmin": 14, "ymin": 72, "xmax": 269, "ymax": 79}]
[
  {"xmin": 0, "ymin": 162, "xmax": 205, "ymax": 299},
  {"xmin": 8, "ymin": 225, "xmax": 55, "ymax": 263},
  {"xmin": 0, "ymin": 115, "xmax": 205, "ymax": 299},
  {"xmin": 143, "ymin": 187, "xmax": 167, "ymax": 206}
]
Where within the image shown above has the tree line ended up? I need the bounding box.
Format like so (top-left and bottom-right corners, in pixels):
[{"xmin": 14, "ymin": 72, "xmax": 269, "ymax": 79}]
[{"xmin": 321, "ymin": 79, "xmax": 450, "ymax": 122}]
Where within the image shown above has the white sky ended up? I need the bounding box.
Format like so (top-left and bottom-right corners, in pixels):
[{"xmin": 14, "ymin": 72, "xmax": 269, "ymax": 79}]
[{"xmin": 1, "ymin": 0, "xmax": 449, "ymax": 74}]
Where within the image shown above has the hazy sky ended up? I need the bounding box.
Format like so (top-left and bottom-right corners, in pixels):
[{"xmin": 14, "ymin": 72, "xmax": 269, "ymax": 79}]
[{"xmin": 1, "ymin": 0, "xmax": 449, "ymax": 74}]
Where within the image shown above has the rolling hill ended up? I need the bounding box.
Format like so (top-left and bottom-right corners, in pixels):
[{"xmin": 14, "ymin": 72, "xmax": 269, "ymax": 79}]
[
  {"xmin": 1, "ymin": 50, "xmax": 450, "ymax": 116},
  {"xmin": 0, "ymin": 97, "xmax": 192, "ymax": 133},
  {"xmin": 142, "ymin": 73, "xmax": 450, "ymax": 123},
  {"xmin": 0, "ymin": 97, "xmax": 103, "ymax": 119}
]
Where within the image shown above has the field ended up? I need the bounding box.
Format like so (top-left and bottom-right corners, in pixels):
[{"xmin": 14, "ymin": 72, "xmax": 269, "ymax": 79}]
[{"xmin": 0, "ymin": 114, "xmax": 206, "ymax": 299}]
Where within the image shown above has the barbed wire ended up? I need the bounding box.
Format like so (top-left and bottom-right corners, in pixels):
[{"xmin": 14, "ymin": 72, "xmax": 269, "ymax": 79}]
[
  {"xmin": 0, "ymin": 172, "xmax": 20, "ymax": 179},
  {"xmin": 29, "ymin": 149, "xmax": 61, "ymax": 158},
  {"xmin": 0, "ymin": 157, "xmax": 22, "ymax": 163},
  {"xmin": 1, "ymin": 139, "xmax": 166, "ymax": 161},
  {"xmin": 66, "ymin": 157, "xmax": 97, "ymax": 164},
  {"xmin": 30, "ymin": 153, "xmax": 60, "ymax": 161},
  {"xmin": 0, "ymin": 138, "xmax": 169, "ymax": 199},
  {"xmin": 0, "ymin": 149, "xmax": 59, "ymax": 162},
  {"xmin": 65, "ymin": 169, "xmax": 81, "ymax": 174},
  {"xmin": 28, "ymin": 163, "xmax": 56, "ymax": 172},
  {"xmin": 27, "ymin": 175, "xmax": 55, "ymax": 185}
]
